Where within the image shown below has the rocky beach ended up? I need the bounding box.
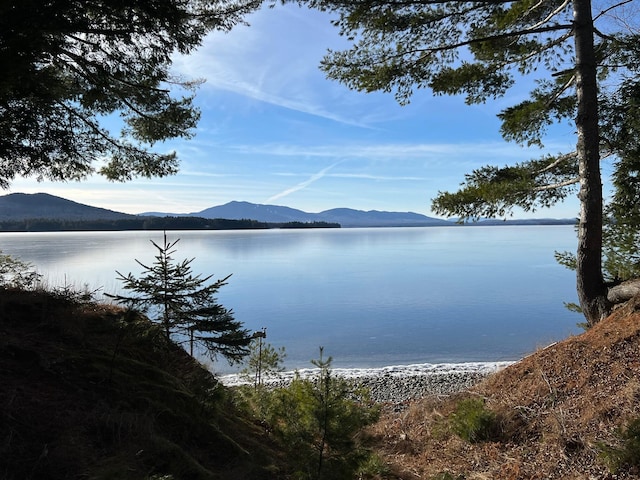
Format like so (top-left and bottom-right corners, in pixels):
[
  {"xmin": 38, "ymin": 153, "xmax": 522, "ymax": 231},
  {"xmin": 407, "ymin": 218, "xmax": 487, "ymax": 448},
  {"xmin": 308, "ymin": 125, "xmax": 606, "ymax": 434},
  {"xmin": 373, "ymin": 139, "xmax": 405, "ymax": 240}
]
[{"xmin": 219, "ymin": 361, "xmax": 514, "ymax": 403}]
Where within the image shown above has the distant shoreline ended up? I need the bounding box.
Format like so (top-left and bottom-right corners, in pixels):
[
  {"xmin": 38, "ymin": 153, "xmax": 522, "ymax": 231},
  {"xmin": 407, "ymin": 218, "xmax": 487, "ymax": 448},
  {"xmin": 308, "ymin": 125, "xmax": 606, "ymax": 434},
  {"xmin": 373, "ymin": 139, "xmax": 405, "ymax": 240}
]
[
  {"xmin": 0, "ymin": 217, "xmax": 341, "ymax": 232},
  {"xmin": 0, "ymin": 218, "xmax": 576, "ymax": 233},
  {"xmin": 0, "ymin": 193, "xmax": 576, "ymax": 231}
]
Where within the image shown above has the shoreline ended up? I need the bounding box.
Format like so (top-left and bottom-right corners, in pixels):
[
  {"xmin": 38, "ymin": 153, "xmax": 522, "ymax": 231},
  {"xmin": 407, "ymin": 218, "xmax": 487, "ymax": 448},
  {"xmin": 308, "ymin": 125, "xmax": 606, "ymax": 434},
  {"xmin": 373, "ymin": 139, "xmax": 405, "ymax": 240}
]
[{"xmin": 219, "ymin": 361, "xmax": 514, "ymax": 403}]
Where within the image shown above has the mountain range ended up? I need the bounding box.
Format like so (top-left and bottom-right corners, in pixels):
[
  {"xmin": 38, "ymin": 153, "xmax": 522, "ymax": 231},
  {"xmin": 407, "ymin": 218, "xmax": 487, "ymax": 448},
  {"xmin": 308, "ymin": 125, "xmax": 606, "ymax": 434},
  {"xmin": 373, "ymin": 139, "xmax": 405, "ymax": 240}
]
[
  {"xmin": 0, "ymin": 193, "xmax": 575, "ymax": 227},
  {"xmin": 141, "ymin": 200, "xmax": 452, "ymax": 227},
  {"xmin": 0, "ymin": 193, "xmax": 135, "ymax": 221}
]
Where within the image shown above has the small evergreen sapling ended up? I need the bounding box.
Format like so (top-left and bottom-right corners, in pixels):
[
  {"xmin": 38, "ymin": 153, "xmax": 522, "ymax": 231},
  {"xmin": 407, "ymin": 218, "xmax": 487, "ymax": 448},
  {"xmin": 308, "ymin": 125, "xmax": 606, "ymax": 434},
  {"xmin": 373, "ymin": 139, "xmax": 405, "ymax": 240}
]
[
  {"xmin": 108, "ymin": 232, "xmax": 251, "ymax": 363},
  {"xmin": 449, "ymin": 397, "xmax": 501, "ymax": 443},
  {"xmin": 240, "ymin": 331, "xmax": 286, "ymax": 388},
  {"xmin": 268, "ymin": 348, "xmax": 380, "ymax": 479},
  {"xmin": 598, "ymin": 417, "xmax": 640, "ymax": 474}
]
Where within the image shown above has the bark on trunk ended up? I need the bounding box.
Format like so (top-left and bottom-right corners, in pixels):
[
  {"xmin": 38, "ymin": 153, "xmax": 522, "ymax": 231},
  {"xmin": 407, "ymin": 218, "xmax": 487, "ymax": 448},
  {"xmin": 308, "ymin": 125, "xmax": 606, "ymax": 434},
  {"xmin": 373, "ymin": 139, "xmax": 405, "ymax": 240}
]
[{"xmin": 573, "ymin": 0, "xmax": 609, "ymax": 326}]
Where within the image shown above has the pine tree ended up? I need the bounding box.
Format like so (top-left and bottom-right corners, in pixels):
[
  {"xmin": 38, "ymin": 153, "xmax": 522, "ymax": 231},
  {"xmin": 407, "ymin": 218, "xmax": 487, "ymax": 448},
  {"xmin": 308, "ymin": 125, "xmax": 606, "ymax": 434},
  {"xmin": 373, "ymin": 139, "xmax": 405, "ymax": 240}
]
[
  {"xmin": 240, "ymin": 332, "xmax": 287, "ymax": 388},
  {"xmin": 109, "ymin": 232, "xmax": 251, "ymax": 363},
  {"xmin": 0, "ymin": 0, "xmax": 259, "ymax": 188},
  {"xmin": 268, "ymin": 348, "xmax": 380, "ymax": 479}
]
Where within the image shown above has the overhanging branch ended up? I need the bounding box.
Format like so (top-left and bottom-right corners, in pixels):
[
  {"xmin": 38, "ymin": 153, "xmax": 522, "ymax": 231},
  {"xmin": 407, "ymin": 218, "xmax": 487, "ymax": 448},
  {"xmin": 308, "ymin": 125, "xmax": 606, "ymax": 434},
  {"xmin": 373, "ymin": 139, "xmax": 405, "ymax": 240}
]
[
  {"xmin": 532, "ymin": 177, "xmax": 580, "ymax": 191},
  {"xmin": 536, "ymin": 152, "xmax": 577, "ymax": 174}
]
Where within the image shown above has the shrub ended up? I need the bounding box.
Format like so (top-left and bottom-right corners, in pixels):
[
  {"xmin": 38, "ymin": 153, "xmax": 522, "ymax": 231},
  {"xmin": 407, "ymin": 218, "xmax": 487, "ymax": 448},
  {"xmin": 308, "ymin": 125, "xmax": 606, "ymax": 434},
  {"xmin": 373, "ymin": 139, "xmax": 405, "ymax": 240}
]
[
  {"xmin": 356, "ymin": 453, "xmax": 391, "ymax": 478},
  {"xmin": 449, "ymin": 397, "xmax": 501, "ymax": 443},
  {"xmin": 245, "ymin": 348, "xmax": 381, "ymax": 479},
  {"xmin": 598, "ymin": 417, "xmax": 640, "ymax": 474},
  {"xmin": 0, "ymin": 250, "xmax": 40, "ymax": 289},
  {"xmin": 431, "ymin": 473, "xmax": 465, "ymax": 480}
]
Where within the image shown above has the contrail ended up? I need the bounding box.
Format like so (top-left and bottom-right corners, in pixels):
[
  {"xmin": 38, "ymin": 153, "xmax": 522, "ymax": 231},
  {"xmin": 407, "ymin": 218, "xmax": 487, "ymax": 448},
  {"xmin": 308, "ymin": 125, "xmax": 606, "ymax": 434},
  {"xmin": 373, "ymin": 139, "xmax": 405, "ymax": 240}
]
[{"xmin": 266, "ymin": 162, "xmax": 340, "ymax": 203}]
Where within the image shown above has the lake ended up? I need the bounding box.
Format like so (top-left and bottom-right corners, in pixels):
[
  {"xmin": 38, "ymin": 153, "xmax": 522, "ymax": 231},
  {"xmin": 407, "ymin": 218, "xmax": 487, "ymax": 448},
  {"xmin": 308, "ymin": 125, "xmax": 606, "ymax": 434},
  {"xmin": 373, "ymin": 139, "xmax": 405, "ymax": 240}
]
[{"xmin": 0, "ymin": 226, "xmax": 582, "ymax": 374}]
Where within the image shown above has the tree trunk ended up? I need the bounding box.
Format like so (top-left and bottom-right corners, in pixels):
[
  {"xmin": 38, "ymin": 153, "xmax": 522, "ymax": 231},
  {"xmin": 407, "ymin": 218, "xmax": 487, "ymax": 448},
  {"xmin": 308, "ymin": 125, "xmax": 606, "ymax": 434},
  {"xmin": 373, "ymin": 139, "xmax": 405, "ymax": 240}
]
[{"xmin": 573, "ymin": 0, "xmax": 610, "ymax": 326}]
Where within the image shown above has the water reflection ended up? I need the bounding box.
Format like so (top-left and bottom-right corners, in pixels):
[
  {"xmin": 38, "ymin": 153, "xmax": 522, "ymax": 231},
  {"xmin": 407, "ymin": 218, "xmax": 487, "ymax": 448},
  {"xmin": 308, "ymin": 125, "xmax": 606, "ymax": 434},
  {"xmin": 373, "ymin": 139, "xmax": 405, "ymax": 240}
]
[{"xmin": 0, "ymin": 226, "xmax": 580, "ymax": 373}]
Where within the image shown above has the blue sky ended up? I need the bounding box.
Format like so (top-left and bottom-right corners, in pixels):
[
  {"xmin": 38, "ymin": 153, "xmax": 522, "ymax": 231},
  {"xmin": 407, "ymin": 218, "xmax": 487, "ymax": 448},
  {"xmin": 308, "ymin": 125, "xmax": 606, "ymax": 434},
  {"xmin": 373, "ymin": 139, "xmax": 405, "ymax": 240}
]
[{"xmin": 10, "ymin": 4, "xmax": 601, "ymax": 219}]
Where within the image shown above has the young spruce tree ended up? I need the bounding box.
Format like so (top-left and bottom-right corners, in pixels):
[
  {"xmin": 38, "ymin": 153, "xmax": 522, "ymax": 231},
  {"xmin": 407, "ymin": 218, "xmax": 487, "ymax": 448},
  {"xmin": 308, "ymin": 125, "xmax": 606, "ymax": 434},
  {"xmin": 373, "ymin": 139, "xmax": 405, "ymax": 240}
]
[
  {"xmin": 268, "ymin": 348, "xmax": 380, "ymax": 479},
  {"xmin": 109, "ymin": 232, "xmax": 251, "ymax": 363},
  {"xmin": 240, "ymin": 332, "xmax": 287, "ymax": 389}
]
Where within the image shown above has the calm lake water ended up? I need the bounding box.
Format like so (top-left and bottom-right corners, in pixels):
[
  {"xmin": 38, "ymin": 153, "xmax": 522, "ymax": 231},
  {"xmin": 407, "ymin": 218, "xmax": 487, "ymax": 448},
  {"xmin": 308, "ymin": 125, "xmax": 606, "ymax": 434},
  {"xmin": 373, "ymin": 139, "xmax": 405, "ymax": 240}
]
[{"xmin": 0, "ymin": 226, "xmax": 582, "ymax": 373}]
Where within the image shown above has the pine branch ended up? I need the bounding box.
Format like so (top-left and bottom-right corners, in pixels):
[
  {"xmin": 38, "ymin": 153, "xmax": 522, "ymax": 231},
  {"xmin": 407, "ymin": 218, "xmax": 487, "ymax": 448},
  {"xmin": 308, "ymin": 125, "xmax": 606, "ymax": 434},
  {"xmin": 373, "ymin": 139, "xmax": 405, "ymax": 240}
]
[{"xmin": 532, "ymin": 177, "xmax": 580, "ymax": 191}]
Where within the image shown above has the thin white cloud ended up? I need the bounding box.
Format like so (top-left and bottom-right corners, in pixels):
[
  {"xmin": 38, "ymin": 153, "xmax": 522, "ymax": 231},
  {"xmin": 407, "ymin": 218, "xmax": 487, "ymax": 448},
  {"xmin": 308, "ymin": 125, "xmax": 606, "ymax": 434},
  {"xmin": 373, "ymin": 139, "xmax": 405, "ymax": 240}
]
[
  {"xmin": 228, "ymin": 140, "xmax": 573, "ymax": 160},
  {"xmin": 170, "ymin": 170, "xmax": 237, "ymax": 179},
  {"xmin": 331, "ymin": 173, "xmax": 425, "ymax": 181},
  {"xmin": 266, "ymin": 162, "xmax": 341, "ymax": 203},
  {"xmin": 274, "ymin": 172, "xmax": 424, "ymax": 181},
  {"xmin": 171, "ymin": 5, "xmax": 383, "ymax": 128}
]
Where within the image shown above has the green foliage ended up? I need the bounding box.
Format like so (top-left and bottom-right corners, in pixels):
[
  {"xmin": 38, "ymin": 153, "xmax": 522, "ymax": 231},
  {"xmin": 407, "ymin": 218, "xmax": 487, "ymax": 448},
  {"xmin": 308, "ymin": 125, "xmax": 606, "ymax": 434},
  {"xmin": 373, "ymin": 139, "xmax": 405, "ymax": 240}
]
[
  {"xmin": 554, "ymin": 248, "xmax": 587, "ymax": 325},
  {"xmin": 432, "ymin": 154, "xmax": 579, "ymax": 222},
  {"xmin": 603, "ymin": 221, "xmax": 640, "ymax": 283},
  {"xmin": 449, "ymin": 397, "xmax": 501, "ymax": 443},
  {"xmin": 240, "ymin": 335, "xmax": 286, "ymax": 388},
  {"xmin": 251, "ymin": 348, "xmax": 380, "ymax": 479},
  {"xmin": 556, "ymin": 203, "xmax": 640, "ymax": 318},
  {"xmin": 601, "ymin": 136, "xmax": 640, "ymax": 283},
  {"xmin": 50, "ymin": 282, "xmax": 100, "ymax": 306},
  {"xmin": 108, "ymin": 232, "xmax": 251, "ymax": 363},
  {"xmin": 355, "ymin": 453, "xmax": 391, "ymax": 478},
  {"xmin": 0, "ymin": 250, "xmax": 41, "ymax": 289},
  {"xmin": 429, "ymin": 63, "xmax": 514, "ymax": 105},
  {"xmin": 0, "ymin": 0, "xmax": 260, "ymax": 188},
  {"xmin": 554, "ymin": 249, "xmax": 577, "ymax": 272},
  {"xmin": 305, "ymin": 0, "xmax": 579, "ymax": 109},
  {"xmin": 430, "ymin": 473, "xmax": 466, "ymax": 480},
  {"xmin": 598, "ymin": 417, "xmax": 640, "ymax": 474},
  {"xmin": 498, "ymin": 78, "xmax": 577, "ymax": 147}
]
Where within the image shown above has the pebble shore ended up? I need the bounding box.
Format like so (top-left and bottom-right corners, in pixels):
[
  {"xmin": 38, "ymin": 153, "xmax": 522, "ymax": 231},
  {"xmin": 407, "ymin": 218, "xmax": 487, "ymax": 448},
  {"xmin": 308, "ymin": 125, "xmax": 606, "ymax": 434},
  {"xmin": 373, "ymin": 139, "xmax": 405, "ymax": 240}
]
[
  {"xmin": 220, "ymin": 362, "xmax": 512, "ymax": 404},
  {"xmin": 348, "ymin": 371, "xmax": 491, "ymax": 403}
]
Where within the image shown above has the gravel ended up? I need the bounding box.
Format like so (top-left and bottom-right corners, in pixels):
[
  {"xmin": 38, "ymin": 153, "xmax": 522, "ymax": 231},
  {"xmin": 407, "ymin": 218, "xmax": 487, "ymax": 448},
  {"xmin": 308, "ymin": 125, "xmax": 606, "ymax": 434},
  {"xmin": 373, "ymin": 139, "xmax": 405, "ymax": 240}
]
[
  {"xmin": 221, "ymin": 366, "xmax": 505, "ymax": 404},
  {"xmin": 348, "ymin": 371, "xmax": 491, "ymax": 403}
]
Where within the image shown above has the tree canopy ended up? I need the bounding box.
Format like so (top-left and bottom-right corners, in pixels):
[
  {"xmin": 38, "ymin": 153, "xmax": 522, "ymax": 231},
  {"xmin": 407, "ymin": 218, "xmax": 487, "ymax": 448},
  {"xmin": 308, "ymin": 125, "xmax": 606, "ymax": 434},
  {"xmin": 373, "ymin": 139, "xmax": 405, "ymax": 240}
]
[
  {"xmin": 294, "ymin": 0, "xmax": 640, "ymax": 325},
  {"xmin": 0, "ymin": 0, "xmax": 259, "ymax": 188}
]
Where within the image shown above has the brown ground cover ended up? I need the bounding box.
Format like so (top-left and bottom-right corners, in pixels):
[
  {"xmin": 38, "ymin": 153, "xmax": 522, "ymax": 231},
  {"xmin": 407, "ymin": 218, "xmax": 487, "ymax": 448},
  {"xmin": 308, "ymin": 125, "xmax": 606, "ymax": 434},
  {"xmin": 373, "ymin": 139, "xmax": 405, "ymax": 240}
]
[{"xmin": 369, "ymin": 296, "xmax": 640, "ymax": 479}]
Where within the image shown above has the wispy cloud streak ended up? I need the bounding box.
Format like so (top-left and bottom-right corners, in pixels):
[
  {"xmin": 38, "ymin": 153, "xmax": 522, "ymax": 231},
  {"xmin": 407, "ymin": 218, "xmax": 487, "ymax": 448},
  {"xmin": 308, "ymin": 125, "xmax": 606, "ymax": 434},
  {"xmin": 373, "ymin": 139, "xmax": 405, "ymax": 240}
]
[
  {"xmin": 229, "ymin": 140, "xmax": 572, "ymax": 160},
  {"xmin": 266, "ymin": 162, "xmax": 341, "ymax": 203},
  {"xmin": 171, "ymin": 6, "xmax": 376, "ymax": 128}
]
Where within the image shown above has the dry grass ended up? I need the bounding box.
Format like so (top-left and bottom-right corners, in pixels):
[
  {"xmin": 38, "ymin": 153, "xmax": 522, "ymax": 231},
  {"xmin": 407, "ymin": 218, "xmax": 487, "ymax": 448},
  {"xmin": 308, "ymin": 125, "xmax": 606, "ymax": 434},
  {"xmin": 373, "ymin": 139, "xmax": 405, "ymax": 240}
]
[{"xmin": 369, "ymin": 296, "xmax": 640, "ymax": 479}]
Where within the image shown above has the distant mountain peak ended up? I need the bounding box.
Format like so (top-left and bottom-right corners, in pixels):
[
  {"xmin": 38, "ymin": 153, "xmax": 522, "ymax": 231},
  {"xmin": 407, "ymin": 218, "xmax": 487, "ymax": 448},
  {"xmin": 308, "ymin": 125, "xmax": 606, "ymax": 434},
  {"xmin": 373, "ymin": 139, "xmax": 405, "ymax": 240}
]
[
  {"xmin": 151, "ymin": 200, "xmax": 451, "ymax": 227},
  {"xmin": 1, "ymin": 194, "xmax": 574, "ymax": 228},
  {"xmin": 0, "ymin": 193, "xmax": 134, "ymax": 221}
]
